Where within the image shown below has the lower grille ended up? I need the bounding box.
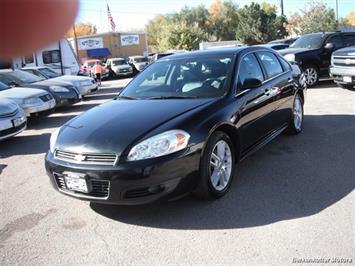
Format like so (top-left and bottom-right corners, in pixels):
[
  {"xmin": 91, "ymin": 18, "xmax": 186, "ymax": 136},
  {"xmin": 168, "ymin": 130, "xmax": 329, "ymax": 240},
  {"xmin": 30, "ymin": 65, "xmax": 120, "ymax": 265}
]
[
  {"xmin": 54, "ymin": 173, "xmax": 110, "ymax": 199},
  {"xmin": 0, "ymin": 122, "xmax": 26, "ymax": 137},
  {"xmin": 125, "ymin": 186, "xmax": 164, "ymax": 199},
  {"xmin": 55, "ymin": 150, "xmax": 117, "ymax": 165}
]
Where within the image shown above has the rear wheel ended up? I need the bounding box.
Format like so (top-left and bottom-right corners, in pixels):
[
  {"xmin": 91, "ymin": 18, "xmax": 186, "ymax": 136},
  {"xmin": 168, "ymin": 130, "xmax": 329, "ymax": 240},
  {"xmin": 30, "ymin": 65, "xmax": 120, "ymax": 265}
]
[
  {"xmin": 303, "ymin": 64, "xmax": 319, "ymax": 87},
  {"xmin": 286, "ymin": 93, "xmax": 304, "ymax": 135},
  {"xmin": 194, "ymin": 131, "xmax": 235, "ymax": 199}
]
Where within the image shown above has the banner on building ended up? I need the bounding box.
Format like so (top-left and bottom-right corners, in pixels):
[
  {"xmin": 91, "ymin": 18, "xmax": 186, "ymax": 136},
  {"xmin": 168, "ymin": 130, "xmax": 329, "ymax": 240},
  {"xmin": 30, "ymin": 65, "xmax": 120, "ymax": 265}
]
[
  {"xmin": 78, "ymin": 37, "xmax": 104, "ymax": 50},
  {"xmin": 120, "ymin": 35, "xmax": 139, "ymax": 46}
]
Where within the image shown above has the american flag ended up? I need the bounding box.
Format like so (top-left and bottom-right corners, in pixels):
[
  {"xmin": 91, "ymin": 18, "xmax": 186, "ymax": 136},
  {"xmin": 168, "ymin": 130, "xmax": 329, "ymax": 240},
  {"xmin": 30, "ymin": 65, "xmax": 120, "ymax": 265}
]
[{"xmin": 107, "ymin": 4, "xmax": 116, "ymax": 31}]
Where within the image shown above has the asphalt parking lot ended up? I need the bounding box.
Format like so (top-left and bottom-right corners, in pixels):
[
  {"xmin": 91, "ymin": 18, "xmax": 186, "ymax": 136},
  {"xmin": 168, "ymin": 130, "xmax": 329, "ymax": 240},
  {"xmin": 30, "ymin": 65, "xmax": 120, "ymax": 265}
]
[{"xmin": 0, "ymin": 79, "xmax": 354, "ymax": 265}]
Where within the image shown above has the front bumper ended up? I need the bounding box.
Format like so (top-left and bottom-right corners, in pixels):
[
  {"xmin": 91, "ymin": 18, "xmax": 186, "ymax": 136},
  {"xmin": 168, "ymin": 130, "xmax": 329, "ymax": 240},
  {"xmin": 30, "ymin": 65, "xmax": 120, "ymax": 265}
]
[
  {"xmin": 329, "ymin": 66, "xmax": 355, "ymax": 85},
  {"xmin": 0, "ymin": 111, "xmax": 27, "ymax": 140},
  {"xmin": 45, "ymin": 149, "xmax": 201, "ymax": 205},
  {"xmin": 52, "ymin": 91, "xmax": 82, "ymax": 107},
  {"xmin": 78, "ymin": 83, "xmax": 98, "ymax": 96},
  {"xmin": 22, "ymin": 99, "xmax": 56, "ymax": 116}
]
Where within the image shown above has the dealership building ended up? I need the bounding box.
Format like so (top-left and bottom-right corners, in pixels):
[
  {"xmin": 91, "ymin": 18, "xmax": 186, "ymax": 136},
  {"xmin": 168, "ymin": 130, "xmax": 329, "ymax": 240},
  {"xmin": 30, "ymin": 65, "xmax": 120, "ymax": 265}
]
[{"xmin": 69, "ymin": 32, "xmax": 148, "ymax": 63}]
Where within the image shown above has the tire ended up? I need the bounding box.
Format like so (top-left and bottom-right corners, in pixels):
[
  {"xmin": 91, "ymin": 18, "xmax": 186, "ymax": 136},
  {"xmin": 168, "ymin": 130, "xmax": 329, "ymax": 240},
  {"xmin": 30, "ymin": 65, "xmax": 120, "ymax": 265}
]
[
  {"xmin": 286, "ymin": 93, "xmax": 304, "ymax": 135},
  {"xmin": 194, "ymin": 131, "xmax": 236, "ymax": 199},
  {"xmin": 303, "ymin": 64, "xmax": 319, "ymax": 87}
]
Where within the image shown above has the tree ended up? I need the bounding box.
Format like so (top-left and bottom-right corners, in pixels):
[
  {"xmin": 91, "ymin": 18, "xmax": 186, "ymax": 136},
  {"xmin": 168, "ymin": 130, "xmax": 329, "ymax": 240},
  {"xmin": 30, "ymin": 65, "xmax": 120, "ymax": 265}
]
[
  {"xmin": 66, "ymin": 22, "xmax": 97, "ymax": 38},
  {"xmin": 208, "ymin": 0, "xmax": 239, "ymax": 41},
  {"xmin": 145, "ymin": 15, "xmax": 167, "ymax": 51},
  {"xmin": 286, "ymin": 1, "xmax": 337, "ymax": 35},
  {"xmin": 236, "ymin": 2, "xmax": 288, "ymax": 44},
  {"xmin": 341, "ymin": 11, "xmax": 355, "ymax": 27}
]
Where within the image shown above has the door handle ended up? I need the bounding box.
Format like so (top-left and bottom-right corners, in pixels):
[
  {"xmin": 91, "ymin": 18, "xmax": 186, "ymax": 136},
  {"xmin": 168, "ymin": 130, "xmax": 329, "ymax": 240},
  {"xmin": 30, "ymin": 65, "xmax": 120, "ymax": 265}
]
[{"xmin": 264, "ymin": 88, "xmax": 270, "ymax": 96}]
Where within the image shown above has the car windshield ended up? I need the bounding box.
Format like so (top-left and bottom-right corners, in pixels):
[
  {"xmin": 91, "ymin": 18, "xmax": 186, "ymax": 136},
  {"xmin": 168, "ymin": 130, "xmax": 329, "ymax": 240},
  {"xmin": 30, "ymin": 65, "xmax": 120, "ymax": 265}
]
[
  {"xmin": 290, "ymin": 33, "xmax": 326, "ymax": 49},
  {"xmin": 133, "ymin": 57, "xmax": 148, "ymax": 63},
  {"xmin": 0, "ymin": 81, "xmax": 10, "ymax": 91},
  {"xmin": 121, "ymin": 55, "xmax": 233, "ymax": 99},
  {"xmin": 40, "ymin": 68, "xmax": 60, "ymax": 78},
  {"xmin": 87, "ymin": 62, "xmax": 97, "ymax": 68},
  {"xmin": 1, "ymin": 70, "xmax": 44, "ymax": 84},
  {"xmin": 112, "ymin": 60, "xmax": 126, "ymax": 66}
]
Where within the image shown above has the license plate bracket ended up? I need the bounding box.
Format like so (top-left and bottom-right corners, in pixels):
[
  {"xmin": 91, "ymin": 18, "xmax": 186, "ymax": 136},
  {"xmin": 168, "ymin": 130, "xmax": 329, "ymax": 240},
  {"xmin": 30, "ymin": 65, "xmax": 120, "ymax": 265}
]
[
  {"xmin": 63, "ymin": 172, "xmax": 88, "ymax": 193},
  {"xmin": 343, "ymin": 76, "xmax": 352, "ymax": 83}
]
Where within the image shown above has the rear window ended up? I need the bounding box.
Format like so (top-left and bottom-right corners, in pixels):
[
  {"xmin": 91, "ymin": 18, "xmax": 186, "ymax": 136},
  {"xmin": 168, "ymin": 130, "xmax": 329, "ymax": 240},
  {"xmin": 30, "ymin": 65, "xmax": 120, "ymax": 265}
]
[
  {"xmin": 256, "ymin": 51, "xmax": 283, "ymax": 79},
  {"xmin": 43, "ymin": 50, "xmax": 61, "ymax": 64}
]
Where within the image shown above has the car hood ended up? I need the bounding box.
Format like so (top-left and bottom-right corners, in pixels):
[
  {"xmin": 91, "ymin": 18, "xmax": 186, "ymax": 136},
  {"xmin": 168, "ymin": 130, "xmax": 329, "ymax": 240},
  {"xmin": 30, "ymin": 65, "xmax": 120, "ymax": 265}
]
[
  {"xmin": 0, "ymin": 98, "xmax": 18, "ymax": 115},
  {"xmin": 278, "ymin": 47, "xmax": 315, "ymax": 55},
  {"xmin": 0, "ymin": 87, "xmax": 47, "ymax": 101},
  {"xmin": 134, "ymin": 62, "xmax": 149, "ymax": 68},
  {"xmin": 333, "ymin": 46, "xmax": 355, "ymax": 56},
  {"xmin": 32, "ymin": 79, "xmax": 73, "ymax": 87},
  {"xmin": 112, "ymin": 64, "xmax": 131, "ymax": 70},
  {"xmin": 56, "ymin": 98, "xmax": 213, "ymax": 155},
  {"xmin": 53, "ymin": 75, "xmax": 93, "ymax": 82}
]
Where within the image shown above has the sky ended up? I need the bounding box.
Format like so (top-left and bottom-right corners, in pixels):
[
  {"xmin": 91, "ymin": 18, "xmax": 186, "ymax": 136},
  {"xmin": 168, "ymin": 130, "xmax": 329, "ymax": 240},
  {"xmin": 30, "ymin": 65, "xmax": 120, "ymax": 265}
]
[{"xmin": 77, "ymin": 0, "xmax": 355, "ymax": 32}]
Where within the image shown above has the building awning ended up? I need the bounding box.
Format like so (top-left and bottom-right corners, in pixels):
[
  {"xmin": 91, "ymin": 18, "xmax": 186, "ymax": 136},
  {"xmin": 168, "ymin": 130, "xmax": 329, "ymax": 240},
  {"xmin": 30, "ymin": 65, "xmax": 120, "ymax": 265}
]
[{"xmin": 87, "ymin": 48, "xmax": 111, "ymax": 57}]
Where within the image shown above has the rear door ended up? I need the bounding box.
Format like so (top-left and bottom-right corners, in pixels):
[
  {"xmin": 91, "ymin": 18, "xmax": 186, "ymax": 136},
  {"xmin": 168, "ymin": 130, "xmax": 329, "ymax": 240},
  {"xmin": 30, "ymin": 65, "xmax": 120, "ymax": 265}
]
[
  {"xmin": 320, "ymin": 35, "xmax": 344, "ymax": 71},
  {"xmin": 235, "ymin": 52, "xmax": 275, "ymax": 152},
  {"xmin": 255, "ymin": 51, "xmax": 293, "ymax": 130}
]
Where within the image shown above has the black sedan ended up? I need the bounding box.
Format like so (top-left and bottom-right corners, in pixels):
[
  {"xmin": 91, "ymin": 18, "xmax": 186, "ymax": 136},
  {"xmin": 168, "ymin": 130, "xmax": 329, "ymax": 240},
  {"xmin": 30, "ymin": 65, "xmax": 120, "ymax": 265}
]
[
  {"xmin": 45, "ymin": 47, "xmax": 306, "ymax": 205},
  {"xmin": 0, "ymin": 70, "xmax": 81, "ymax": 107}
]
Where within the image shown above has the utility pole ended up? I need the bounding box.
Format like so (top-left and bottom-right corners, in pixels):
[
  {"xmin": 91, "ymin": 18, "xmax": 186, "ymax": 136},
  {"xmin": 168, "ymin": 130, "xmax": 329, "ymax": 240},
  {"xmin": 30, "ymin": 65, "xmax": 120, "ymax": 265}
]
[
  {"xmin": 336, "ymin": 0, "xmax": 339, "ymax": 29},
  {"xmin": 73, "ymin": 24, "xmax": 79, "ymax": 57},
  {"xmin": 280, "ymin": 0, "xmax": 284, "ymax": 16}
]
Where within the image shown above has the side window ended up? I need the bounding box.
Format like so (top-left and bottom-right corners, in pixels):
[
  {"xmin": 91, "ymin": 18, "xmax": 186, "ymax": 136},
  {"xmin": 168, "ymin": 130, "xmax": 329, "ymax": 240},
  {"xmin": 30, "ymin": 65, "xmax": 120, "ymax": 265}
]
[
  {"xmin": 42, "ymin": 50, "xmax": 61, "ymax": 64},
  {"xmin": 327, "ymin": 36, "xmax": 344, "ymax": 49},
  {"xmin": 237, "ymin": 53, "xmax": 264, "ymax": 87},
  {"xmin": 343, "ymin": 35, "xmax": 355, "ymax": 47},
  {"xmin": 278, "ymin": 56, "xmax": 291, "ymax": 72},
  {"xmin": 256, "ymin": 51, "xmax": 283, "ymax": 79}
]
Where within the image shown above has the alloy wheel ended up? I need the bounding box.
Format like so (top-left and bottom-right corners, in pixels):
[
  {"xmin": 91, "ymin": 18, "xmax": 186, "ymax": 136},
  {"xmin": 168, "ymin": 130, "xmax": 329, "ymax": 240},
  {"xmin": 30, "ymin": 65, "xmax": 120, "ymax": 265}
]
[
  {"xmin": 209, "ymin": 140, "xmax": 233, "ymax": 191},
  {"xmin": 293, "ymin": 95, "xmax": 303, "ymax": 131},
  {"xmin": 304, "ymin": 67, "xmax": 318, "ymax": 86}
]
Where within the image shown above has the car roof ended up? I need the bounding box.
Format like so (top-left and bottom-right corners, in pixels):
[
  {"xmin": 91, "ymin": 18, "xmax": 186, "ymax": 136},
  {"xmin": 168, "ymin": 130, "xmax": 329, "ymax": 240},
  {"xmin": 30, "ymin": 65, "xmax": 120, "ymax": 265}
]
[{"xmin": 158, "ymin": 46, "xmax": 274, "ymax": 61}]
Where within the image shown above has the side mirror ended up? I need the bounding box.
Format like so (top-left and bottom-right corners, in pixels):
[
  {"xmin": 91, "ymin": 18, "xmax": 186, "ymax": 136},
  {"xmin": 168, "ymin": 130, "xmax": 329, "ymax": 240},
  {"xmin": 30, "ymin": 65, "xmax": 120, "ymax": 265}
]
[
  {"xmin": 242, "ymin": 78, "xmax": 262, "ymax": 90},
  {"xmin": 324, "ymin": 43, "xmax": 334, "ymax": 50}
]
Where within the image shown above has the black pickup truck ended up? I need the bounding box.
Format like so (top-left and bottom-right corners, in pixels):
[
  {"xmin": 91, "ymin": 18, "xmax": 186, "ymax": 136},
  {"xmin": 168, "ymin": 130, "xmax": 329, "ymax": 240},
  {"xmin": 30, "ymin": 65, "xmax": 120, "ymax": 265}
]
[{"xmin": 279, "ymin": 31, "xmax": 355, "ymax": 87}]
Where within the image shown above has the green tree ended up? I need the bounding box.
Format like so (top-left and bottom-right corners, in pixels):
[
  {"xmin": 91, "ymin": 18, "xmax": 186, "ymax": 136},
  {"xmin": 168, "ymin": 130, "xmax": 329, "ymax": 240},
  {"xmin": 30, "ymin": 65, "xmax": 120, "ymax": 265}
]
[
  {"xmin": 286, "ymin": 1, "xmax": 337, "ymax": 35},
  {"xmin": 208, "ymin": 0, "xmax": 239, "ymax": 41},
  {"xmin": 66, "ymin": 22, "xmax": 97, "ymax": 38},
  {"xmin": 236, "ymin": 2, "xmax": 287, "ymax": 44}
]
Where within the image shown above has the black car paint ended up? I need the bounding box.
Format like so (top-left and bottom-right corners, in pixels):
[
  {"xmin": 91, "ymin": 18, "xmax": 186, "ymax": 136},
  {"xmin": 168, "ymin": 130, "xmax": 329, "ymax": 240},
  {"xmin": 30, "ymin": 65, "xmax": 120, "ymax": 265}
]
[
  {"xmin": 279, "ymin": 32, "xmax": 355, "ymax": 76},
  {"xmin": 45, "ymin": 47, "xmax": 305, "ymax": 205}
]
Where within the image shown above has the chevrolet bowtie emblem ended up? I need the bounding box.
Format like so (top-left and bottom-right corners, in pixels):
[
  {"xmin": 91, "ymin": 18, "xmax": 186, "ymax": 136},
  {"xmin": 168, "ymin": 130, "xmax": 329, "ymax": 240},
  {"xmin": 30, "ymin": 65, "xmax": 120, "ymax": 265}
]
[{"xmin": 74, "ymin": 154, "xmax": 86, "ymax": 162}]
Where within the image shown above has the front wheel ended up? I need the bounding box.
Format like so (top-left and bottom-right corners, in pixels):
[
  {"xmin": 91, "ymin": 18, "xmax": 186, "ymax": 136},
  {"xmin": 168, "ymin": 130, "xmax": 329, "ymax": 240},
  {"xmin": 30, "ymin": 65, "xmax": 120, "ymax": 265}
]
[
  {"xmin": 303, "ymin": 64, "xmax": 319, "ymax": 87},
  {"xmin": 286, "ymin": 94, "xmax": 304, "ymax": 135},
  {"xmin": 194, "ymin": 131, "xmax": 235, "ymax": 199}
]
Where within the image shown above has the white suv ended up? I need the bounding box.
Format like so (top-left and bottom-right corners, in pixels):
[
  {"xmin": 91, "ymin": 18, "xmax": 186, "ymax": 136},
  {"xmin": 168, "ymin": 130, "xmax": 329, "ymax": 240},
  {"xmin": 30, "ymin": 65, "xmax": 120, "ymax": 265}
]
[{"xmin": 105, "ymin": 58, "xmax": 133, "ymax": 78}]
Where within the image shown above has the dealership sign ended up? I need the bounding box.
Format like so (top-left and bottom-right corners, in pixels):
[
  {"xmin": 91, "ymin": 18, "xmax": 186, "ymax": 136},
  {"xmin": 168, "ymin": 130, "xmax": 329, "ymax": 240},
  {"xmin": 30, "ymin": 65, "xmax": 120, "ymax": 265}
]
[
  {"xmin": 121, "ymin": 35, "xmax": 139, "ymax": 46},
  {"xmin": 78, "ymin": 37, "xmax": 104, "ymax": 50}
]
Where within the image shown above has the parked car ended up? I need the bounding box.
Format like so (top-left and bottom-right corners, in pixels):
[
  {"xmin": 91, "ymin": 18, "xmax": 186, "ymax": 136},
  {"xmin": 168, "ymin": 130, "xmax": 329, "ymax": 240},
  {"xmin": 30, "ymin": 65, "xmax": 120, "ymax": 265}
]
[
  {"xmin": 80, "ymin": 59, "xmax": 109, "ymax": 79},
  {"xmin": 0, "ymin": 70, "xmax": 81, "ymax": 107},
  {"xmin": 329, "ymin": 46, "xmax": 355, "ymax": 89},
  {"xmin": 150, "ymin": 52, "xmax": 174, "ymax": 63},
  {"xmin": 0, "ymin": 98, "xmax": 27, "ymax": 141},
  {"xmin": 0, "ymin": 81, "xmax": 56, "ymax": 117},
  {"xmin": 268, "ymin": 38, "xmax": 298, "ymax": 46},
  {"xmin": 45, "ymin": 47, "xmax": 306, "ymax": 205},
  {"xmin": 279, "ymin": 31, "xmax": 355, "ymax": 87},
  {"xmin": 21, "ymin": 66, "xmax": 98, "ymax": 96},
  {"xmin": 105, "ymin": 58, "xmax": 133, "ymax": 78},
  {"xmin": 128, "ymin": 56, "xmax": 149, "ymax": 73}
]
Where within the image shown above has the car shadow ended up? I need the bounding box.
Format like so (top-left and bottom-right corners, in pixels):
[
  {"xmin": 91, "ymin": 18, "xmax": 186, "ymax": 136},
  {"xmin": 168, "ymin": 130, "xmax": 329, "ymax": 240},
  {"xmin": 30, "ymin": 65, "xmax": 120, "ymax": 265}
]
[
  {"xmin": 91, "ymin": 114, "xmax": 355, "ymax": 229},
  {"xmin": 0, "ymin": 133, "xmax": 51, "ymax": 158},
  {"xmin": 0, "ymin": 164, "xmax": 7, "ymax": 175}
]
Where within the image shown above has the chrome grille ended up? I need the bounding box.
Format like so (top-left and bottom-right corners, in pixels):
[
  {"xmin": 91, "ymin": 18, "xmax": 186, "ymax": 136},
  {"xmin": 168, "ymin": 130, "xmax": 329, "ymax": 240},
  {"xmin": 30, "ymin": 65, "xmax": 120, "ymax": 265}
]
[
  {"xmin": 333, "ymin": 56, "xmax": 355, "ymax": 67},
  {"xmin": 54, "ymin": 150, "xmax": 117, "ymax": 165}
]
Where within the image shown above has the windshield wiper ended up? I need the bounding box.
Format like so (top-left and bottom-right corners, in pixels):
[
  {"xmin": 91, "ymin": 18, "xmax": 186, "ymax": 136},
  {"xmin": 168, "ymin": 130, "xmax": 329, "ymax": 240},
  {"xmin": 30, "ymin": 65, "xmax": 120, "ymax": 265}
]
[
  {"xmin": 114, "ymin": 95, "xmax": 138, "ymax": 100},
  {"xmin": 147, "ymin": 95, "xmax": 197, "ymax": 100}
]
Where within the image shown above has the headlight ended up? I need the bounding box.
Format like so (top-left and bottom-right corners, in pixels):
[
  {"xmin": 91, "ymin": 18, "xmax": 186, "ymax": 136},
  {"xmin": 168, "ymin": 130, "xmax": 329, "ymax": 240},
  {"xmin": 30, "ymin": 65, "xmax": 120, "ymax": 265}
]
[
  {"xmin": 49, "ymin": 86, "xmax": 69, "ymax": 92},
  {"xmin": 50, "ymin": 128, "xmax": 60, "ymax": 153},
  {"xmin": 284, "ymin": 54, "xmax": 295, "ymax": 61},
  {"xmin": 127, "ymin": 130, "xmax": 190, "ymax": 161},
  {"xmin": 23, "ymin": 97, "xmax": 41, "ymax": 105}
]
